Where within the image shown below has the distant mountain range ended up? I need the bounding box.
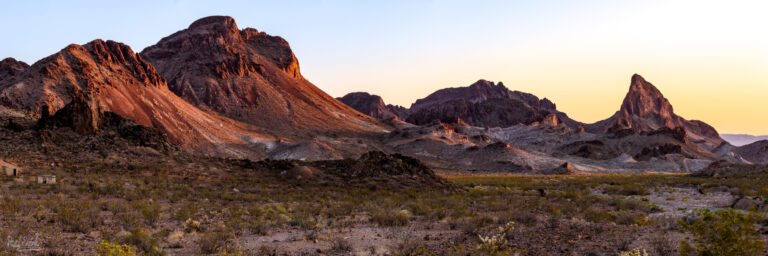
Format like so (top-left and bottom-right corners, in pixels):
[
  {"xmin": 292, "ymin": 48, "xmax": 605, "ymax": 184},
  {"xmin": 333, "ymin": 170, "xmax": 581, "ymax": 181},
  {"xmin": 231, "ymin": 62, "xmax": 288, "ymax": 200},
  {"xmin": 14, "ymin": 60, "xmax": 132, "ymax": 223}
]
[
  {"xmin": 721, "ymin": 134, "xmax": 768, "ymax": 147},
  {"xmin": 0, "ymin": 15, "xmax": 764, "ymax": 173}
]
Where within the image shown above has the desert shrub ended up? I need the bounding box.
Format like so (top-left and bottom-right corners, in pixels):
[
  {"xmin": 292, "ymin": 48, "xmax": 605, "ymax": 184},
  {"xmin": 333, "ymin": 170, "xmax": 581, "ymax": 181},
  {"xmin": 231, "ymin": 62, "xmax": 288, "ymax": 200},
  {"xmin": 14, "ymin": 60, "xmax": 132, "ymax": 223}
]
[
  {"xmin": 184, "ymin": 218, "xmax": 201, "ymax": 233},
  {"xmin": 371, "ymin": 209, "xmax": 411, "ymax": 227},
  {"xmin": 329, "ymin": 235, "xmax": 352, "ymax": 252},
  {"xmin": 173, "ymin": 203, "xmax": 197, "ymax": 221},
  {"xmin": 649, "ymin": 233, "xmax": 676, "ymax": 256},
  {"xmin": 620, "ymin": 248, "xmax": 649, "ymax": 256},
  {"xmin": 678, "ymin": 208, "xmax": 764, "ymax": 256},
  {"xmin": 95, "ymin": 240, "xmax": 136, "ymax": 256},
  {"xmin": 395, "ymin": 245, "xmax": 437, "ymax": 256},
  {"xmin": 132, "ymin": 200, "xmax": 160, "ymax": 226},
  {"xmin": 125, "ymin": 228, "xmax": 163, "ymax": 256},
  {"xmin": 604, "ymin": 183, "xmax": 649, "ymax": 196},
  {"xmin": 199, "ymin": 223, "xmax": 236, "ymax": 254},
  {"xmin": 55, "ymin": 200, "xmax": 101, "ymax": 233},
  {"xmin": 477, "ymin": 221, "xmax": 516, "ymax": 254}
]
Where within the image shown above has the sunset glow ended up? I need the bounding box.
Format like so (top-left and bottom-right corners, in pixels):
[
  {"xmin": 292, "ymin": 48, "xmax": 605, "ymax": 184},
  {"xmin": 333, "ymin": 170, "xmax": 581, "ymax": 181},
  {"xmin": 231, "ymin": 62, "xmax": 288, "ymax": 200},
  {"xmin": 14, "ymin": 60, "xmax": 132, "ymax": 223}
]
[{"xmin": 1, "ymin": 0, "xmax": 766, "ymax": 134}]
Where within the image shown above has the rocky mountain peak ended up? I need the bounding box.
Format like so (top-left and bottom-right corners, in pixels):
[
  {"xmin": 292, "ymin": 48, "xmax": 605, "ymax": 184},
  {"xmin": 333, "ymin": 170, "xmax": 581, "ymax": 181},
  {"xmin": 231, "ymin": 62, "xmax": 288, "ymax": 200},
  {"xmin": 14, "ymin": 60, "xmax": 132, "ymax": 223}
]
[
  {"xmin": 587, "ymin": 74, "xmax": 724, "ymax": 149},
  {"xmin": 337, "ymin": 92, "xmax": 408, "ymax": 120},
  {"xmin": 188, "ymin": 15, "xmax": 239, "ymax": 32},
  {"xmin": 140, "ymin": 16, "xmax": 380, "ymax": 138},
  {"xmin": 82, "ymin": 40, "xmax": 166, "ymax": 87},
  {"xmin": 620, "ymin": 74, "xmax": 675, "ymax": 120}
]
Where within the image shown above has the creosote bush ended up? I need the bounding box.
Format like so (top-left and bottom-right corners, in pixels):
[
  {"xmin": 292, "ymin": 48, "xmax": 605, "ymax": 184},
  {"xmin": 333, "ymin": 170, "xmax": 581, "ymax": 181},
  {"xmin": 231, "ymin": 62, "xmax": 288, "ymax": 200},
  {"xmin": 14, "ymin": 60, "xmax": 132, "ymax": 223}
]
[{"xmin": 678, "ymin": 208, "xmax": 764, "ymax": 256}]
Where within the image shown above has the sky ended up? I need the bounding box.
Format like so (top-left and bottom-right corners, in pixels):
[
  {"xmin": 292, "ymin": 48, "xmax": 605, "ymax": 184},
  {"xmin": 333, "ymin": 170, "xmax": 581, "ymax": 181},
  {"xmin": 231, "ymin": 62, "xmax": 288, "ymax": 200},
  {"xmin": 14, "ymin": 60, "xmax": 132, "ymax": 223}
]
[{"xmin": 0, "ymin": 0, "xmax": 766, "ymax": 134}]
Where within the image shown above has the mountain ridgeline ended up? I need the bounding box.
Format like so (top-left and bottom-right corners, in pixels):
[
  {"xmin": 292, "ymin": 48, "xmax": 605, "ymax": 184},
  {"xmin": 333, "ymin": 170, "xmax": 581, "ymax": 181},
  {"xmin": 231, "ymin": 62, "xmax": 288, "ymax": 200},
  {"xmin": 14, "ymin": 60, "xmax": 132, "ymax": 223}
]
[
  {"xmin": 140, "ymin": 16, "xmax": 381, "ymax": 139},
  {"xmin": 0, "ymin": 15, "xmax": 763, "ymax": 173}
]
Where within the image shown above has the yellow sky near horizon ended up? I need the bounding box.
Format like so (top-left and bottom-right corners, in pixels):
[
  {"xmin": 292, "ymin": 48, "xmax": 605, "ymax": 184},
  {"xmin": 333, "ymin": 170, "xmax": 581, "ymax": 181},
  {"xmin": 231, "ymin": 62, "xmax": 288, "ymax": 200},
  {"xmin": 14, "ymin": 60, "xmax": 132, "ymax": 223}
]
[{"xmin": 303, "ymin": 0, "xmax": 768, "ymax": 135}]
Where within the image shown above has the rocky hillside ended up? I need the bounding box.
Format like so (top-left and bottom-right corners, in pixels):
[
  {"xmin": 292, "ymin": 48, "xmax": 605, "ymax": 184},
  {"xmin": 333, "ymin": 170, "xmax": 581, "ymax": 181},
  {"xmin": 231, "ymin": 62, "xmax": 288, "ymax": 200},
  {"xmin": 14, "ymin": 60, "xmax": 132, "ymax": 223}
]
[
  {"xmin": 140, "ymin": 16, "xmax": 383, "ymax": 139},
  {"xmin": 733, "ymin": 140, "xmax": 768, "ymax": 164},
  {"xmin": 587, "ymin": 74, "xmax": 723, "ymax": 149},
  {"xmin": 339, "ymin": 79, "xmax": 581, "ymax": 129},
  {"xmin": 336, "ymin": 92, "xmax": 408, "ymax": 120},
  {"xmin": 406, "ymin": 80, "xmax": 580, "ymax": 127},
  {"xmin": 0, "ymin": 39, "xmax": 274, "ymax": 158}
]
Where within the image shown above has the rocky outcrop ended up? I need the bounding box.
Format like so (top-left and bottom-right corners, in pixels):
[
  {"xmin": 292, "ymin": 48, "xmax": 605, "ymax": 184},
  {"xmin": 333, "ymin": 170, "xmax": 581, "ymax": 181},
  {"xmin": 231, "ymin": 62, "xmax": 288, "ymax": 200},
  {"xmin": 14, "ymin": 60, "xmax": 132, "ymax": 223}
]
[
  {"xmin": 336, "ymin": 92, "xmax": 408, "ymax": 120},
  {"xmin": 587, "ymin": 74, "xmax": 724, "ymax": 149},
  {"xmin": 141, "ymin": 16, "xmax": 381, "ymax": 138},
  {"xmin": 561, "ymin": 126, "xmax": 717, "ymax": 161},
  {"xmin": 35, "ymin": 91, "xmax": 173, "ymax": 150},
  {"xmin": 0, "ymin": 58, "xmax": 28, "ymax": 83},
  {"xmin": 404, "ymin": 79, "xmax": 578, "ymax": 128},
  {"xmin": 409, "ymin": 80, "xmax": 555, "ymax": 112}
]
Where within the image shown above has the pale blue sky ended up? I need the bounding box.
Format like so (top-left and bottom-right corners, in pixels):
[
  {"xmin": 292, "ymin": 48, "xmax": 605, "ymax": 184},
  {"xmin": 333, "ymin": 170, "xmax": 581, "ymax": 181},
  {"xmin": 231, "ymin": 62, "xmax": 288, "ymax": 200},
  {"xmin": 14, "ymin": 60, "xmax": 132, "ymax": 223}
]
[{"xmin": 1, "ymin": 0, "xmax": 766, "ymax": 134}]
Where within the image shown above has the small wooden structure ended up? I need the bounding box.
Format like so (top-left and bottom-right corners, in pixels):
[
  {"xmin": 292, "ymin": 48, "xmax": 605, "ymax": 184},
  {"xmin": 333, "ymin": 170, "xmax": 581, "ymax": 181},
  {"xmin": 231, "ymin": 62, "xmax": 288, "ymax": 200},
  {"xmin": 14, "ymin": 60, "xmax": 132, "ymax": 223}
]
[
  {"xmin": 1, "ymin": 160, "xmax": 21, "ymax": 177},
  {"xmin": 37, "ymin": 175, "xmax": 56, "ymax": 185}
]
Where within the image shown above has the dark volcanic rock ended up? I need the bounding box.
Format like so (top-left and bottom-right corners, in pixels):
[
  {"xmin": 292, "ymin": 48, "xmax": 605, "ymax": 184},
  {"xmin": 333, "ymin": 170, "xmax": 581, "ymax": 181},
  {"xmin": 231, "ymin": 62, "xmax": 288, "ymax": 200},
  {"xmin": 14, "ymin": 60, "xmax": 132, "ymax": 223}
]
[
  {"xmin": 407, "ymin": 97, "xmax": 550, "ymax": 127},
  {"xmin": 0, "ymin": 58, "xmax": 29, "ymax": 82},
  {"xmin": 310, "ymin": 151, "xmax": 456, "ymax": 189},
  {"xmin": 337, "ymin": 92, "xmax": 408, "ymax": 120},
  {"xmin": 689, "ymin": 161, "xmax": 768, "ymax": 178},
  {"xmin": 634, "ymin": 144, "xmax": 684, "ymax": 161},
  {"xmin": 37, "ymin": 91, "xmax": 172, "ymax": 150},
  {"xmin": 141, "ymin": 16, "xmax": 379, "ymax": 138},
  {"xmin": 587, "ymin": 74, "xmax": 724, "ymax": 149},
  {"xmin": 405, "ymin": 79, "xmax": 578, "ymax": 128},
  {"xmin": 733, "ymin": 140, "xmax": 768, "ymax": 164}
]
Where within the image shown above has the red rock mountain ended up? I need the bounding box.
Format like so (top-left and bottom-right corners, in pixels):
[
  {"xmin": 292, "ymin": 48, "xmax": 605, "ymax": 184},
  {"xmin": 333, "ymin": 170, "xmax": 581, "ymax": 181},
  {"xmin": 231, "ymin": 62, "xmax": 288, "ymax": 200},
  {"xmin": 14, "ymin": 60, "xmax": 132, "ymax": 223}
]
[
  {"xmin": 588, "ymin": 74, "xmax": 723, "ymax": 149},
  {"xmin": 140, "ymin": 16, "xmax": 381, "ymax": 139},
  {"xmin": 0, "ymin": 39, "xmax": 274, "ymax": 158},
  {"xmin": 404, "ymin": 79, "xmax": 580, "ymax": 127},
  {"xmin": 336, "ymin": 92, "xmax": 408, "ymax": 120}
]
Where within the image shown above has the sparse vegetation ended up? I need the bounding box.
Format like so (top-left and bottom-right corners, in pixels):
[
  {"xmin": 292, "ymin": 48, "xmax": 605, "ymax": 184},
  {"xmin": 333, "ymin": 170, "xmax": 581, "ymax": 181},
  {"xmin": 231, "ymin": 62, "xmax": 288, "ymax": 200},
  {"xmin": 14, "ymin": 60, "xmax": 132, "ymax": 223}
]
[
  {"xmin": 3, "ymin": 155, "xmax": 768, "ymax": 254},
  {"xmin": 679, "ymin": 208, "xmax": 764, "ymax": 256}
]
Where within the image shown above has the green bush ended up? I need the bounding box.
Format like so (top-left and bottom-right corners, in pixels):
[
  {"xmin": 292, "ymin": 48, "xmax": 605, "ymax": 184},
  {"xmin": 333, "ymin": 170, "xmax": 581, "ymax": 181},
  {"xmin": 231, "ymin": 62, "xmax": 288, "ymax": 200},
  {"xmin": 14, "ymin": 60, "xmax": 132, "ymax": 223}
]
[
  {"xmin": 679, "ymin": 209, "xmax": 764, "ymax": 256},
  {"xmin": 199, "ymin": 223, "xmax": 235, "ymax": 254},
  {"xmin": 56, "ymin": 200, "xmax": 100, "ymax": 233},
  {"xmin": 132, "ymin": 200, "xmax": 160, "ymax": 227},
  {"xmin": 125, "ymin": 228, "xmax": 164, "ymax": 256},
  {"xmin": 95, "ymin": 240, "xmax": 136, "ymax": 256},
  {"xmin": 371, "ymin": 209, "xmax": 410, "ymax": 227}
]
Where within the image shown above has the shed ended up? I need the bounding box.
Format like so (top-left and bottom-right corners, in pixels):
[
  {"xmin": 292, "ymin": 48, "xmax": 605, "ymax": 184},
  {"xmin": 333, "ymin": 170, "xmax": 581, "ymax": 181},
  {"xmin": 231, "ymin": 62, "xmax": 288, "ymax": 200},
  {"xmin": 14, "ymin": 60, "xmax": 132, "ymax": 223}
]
[
  {"xmin": 37, "ymin": 175, "xmax": 56, "ymax": 184},
  {"xmin": 1, "ymin": 160, "xmax": 21, "ymax": 177}
]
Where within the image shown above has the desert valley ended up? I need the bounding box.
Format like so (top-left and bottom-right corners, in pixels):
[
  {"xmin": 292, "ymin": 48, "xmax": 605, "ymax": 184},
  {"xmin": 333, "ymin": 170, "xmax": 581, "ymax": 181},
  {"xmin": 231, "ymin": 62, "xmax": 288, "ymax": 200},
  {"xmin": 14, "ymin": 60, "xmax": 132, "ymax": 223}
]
[{"xmin": 2, "ymin": 13, "xmax": 768, "ymax": 256}]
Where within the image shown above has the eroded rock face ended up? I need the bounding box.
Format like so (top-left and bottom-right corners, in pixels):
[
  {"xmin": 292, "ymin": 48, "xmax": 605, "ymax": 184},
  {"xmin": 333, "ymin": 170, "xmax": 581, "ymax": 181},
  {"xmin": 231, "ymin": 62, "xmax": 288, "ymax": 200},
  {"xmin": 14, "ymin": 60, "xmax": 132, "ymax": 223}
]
[
  {"xmin": 588, "ymin": 74, "xmax": 723, "ymax": 149},
  {"xmin": 337, "ymin": 92, "xmax": 408, "ymax": 120},
  {"xmin": 35, "ymin": 91, "xmax": 173, "ymax": 150},
  {"xmin": 141, "ymin": 16, "xmax": 379, "ymax": 137},
  {"xmin": 0, "ymin": 39, "xmax": 275, "ymax": 158},
  {"xmin": 0, "ymin": 40, "xmax": 165, "ymax": 115}
]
